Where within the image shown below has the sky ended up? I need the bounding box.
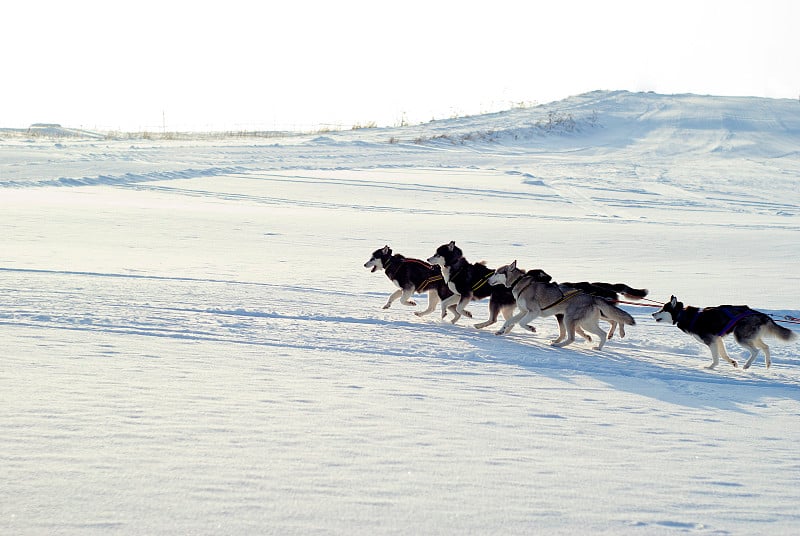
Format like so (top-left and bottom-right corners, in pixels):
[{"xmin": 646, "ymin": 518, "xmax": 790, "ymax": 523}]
[{"xmin": 4, "ymin": 0, "xmax": 799, "ymax": 132}]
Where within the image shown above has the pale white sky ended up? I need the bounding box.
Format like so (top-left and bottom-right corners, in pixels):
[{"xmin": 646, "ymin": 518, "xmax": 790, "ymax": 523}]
[{"xmin": 4, "ymin": 0, "xmax": 799, "ymax": 131}]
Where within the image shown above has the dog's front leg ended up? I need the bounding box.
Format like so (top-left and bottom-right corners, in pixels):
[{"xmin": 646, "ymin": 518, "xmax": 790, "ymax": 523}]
[
  {"xmin": 516, "ymin": 310, "xmax": 540, "ymax": 333},
  {"xmin": 551, "ymin": 318, "xmax": 577, "ymax": 348},
  {"xmin": 553, "ymin": 313, "xmax": 567, "ymax": 343},
  {"xmin": 496, "ymin": 309, "xmax": 527, "ymax": 335},
  {"xmin": 451, "ymin": 295, "xmax": 471, "ymax": 324},
  {"xmin": 705, "ymin": 338, "xmax": 731, "ymax": 369},
  {"xmin": 715, "ymin": 338, "xmax": 737, "ymax": 368},
  {"xmin": 383, "ymin": 289, "xmax": 403, "ymax": 309}
]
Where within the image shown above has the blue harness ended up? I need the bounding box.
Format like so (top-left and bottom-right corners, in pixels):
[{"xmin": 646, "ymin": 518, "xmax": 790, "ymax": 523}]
[{"xmin": 679, "ymin": 306, "xmax": 756, "ymax": 336}]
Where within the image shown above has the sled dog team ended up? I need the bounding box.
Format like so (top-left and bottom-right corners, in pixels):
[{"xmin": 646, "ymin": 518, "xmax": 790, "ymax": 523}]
[{"xmin": 365, "ymin": 242, "xmax": 797, "ymax": 370}]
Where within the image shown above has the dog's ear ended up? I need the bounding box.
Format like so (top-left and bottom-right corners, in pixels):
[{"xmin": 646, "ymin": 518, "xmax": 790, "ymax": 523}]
[
  {"xmin": 382, "ymin": 245, "xmax": 390, "ymax": 254},
  {"xmin": 510, "ymin": 260, "xmax": 517, "ymax": 270},
  {"xmin": 447, "ymin": 240, "xmax": 455, "ymax": 250},
  {"xmin": 670, "ymin": 296, "xmax": 678, "ymax": 307}
]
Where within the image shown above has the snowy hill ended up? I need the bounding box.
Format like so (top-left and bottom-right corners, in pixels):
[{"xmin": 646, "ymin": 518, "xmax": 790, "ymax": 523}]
[{"xmin": 2, "ymin": 90, "xmax": 800, "ymax": 535}]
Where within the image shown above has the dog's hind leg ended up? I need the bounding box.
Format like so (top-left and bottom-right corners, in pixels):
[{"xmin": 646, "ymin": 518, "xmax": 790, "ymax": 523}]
[
  {"xmin": 474, "ymin": 300, "xmax": 501, "ymax": 329},
  {"xmin": 383, "ymin": 289, "xmax": 403, "ymax": 309},
  {"xmin": 606, "ymin": 319, "xmax": 620, "ymax": 339},
  {"xmin": 440, "ymin": 294, "xmax": 460, "ymax": 318},
  {"xmin": 415, "ymin": 290, "xmax": 439, "ymax": 317},
  {"xmin": 551, "ymin": 317, "xmax": 577, "ymax": 348},
  {"xmin": 742, "ymin": 338, "xmax": 770, "ymax": 369},
  {"xmin": 399, "ymin": 287, "xmax": 417, "ymax": 307},
  {"xmin": 762, "ymin": 340, "xmax": 772, "ymax": 369},
  {"xmin": 582, "ymin": 320, "xmax": 608, "ymax": 351}
]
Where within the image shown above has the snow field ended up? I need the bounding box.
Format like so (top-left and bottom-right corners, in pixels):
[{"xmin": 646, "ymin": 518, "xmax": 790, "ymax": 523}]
[{"xmin": 2, "ymin": 91, "xmax": 799, "ymax": 534}]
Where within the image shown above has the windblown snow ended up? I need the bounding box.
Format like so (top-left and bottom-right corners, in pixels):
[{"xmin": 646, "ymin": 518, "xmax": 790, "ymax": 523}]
[{"xmin": 2, "ymin": 91, "xmax": 799, "ymax": 535}]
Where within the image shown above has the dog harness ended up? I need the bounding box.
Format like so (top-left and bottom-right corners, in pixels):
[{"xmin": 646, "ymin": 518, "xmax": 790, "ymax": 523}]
[
  {"xmin": 540, "ymin": 289, "xmax": 582, "ymax": 312},
  {"xmin": 714, "ymin": 306, "xmax": 758, "ymax": 336},
  {"xmin": 676, "ymin": 305, "xmax": 757, "ymax": 337},
  {"xmin": 471, "ymin": 272, "xmax": 495, "ymax": 292},
  {"xmin": 418, "ymin": 274, "xmax": 444, "ymax": 292},
  {"xmin": 507, "ymin": 272, "xmax": 536, "ymax": 296},
  {"xmin": 385, "ymin": 257, "xmax": 442, "ymax": 291}
]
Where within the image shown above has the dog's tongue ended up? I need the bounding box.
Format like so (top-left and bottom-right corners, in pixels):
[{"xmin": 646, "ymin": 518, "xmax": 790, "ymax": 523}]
[{"xmin": 371, "ymin": 266, "xmax": 377, "ymax": 273}]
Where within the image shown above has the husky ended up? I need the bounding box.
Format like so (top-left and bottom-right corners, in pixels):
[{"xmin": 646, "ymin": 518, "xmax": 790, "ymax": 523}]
[
  {"xmin": 364, "ymin": 245, "xmax": 458, "ymax": 318},
  {"xmin": 426, "ymin": 241, "xmax": 516, "ymax": 329},
  {"xmin": 488, "ymin": 261, "xmax": 635, "ymax": 350},
  {"xmin": 524, "ymin": 269, "xmax": 647, "ymax": 339},
  {"xmin": 652, "ymin": 296, "xmax": 797, "ymax": 369},
  {"xmin": 560, "ymin": 280, "xmax": 648, "ymax": 339}
]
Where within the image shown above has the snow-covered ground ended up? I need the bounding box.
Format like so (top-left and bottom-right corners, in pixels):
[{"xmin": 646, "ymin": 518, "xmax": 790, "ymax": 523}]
[{"xmin": 2, "ymin": 91, "xmax": 799, "ymax": 535}]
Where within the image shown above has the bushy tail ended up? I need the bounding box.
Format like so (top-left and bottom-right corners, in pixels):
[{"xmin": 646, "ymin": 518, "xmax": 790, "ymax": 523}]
[
  {"xmin": 596, "ymin": 299, "xmax": 635, "ymax": 326},
  {"xmin": 767, "ymin": 320, "xmax": 798, "ymax": 342},
  {"xmin": 607, "ymin": 283, "xmax": 649, "ymax": 299}
]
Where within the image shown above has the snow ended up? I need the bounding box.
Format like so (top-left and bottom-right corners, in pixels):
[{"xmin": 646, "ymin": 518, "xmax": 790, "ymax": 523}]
[{"xmin": 2, "ymin": 91, "xmax": 799, "ymax": 534}]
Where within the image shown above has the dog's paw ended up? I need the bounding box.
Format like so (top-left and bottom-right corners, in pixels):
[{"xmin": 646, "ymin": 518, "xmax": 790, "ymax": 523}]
[
  {"xmin": 382, "ymin": 304, "xmax": 391, "ymax": 310},
  {"xmin": 524, "ymin": 325, "xmax": 536, "ymax": 333},
  {"xmin": 495, "ymin": 328, "xmax": 506, "ymax": 336},
  {"xmin": 731, "ymin": 360, "xmax": 738, "ymax": 368},
  {"xmin": 463, "ymin": 310, "xmax": 473, "ymax": 318},
  {"xmin": 403, "ymin": 300, "xmax": 417, "ymax": 307},
  {"xmin": 742, "ymin": 362, "xmax": 751, "ymax": 370}
]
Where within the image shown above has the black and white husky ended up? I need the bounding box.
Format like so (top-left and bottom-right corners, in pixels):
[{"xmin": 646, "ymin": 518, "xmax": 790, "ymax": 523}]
[
  {"xmin": 652, "ymin": 296, "xmax": 797, "ymax": 369},
  {"xmin": 426, "ymin": 241, "xmax": 517, "ymax": 328},
  {"xmin": 364, "ymin": 245, "xmax": 457, "ymax": 318}
]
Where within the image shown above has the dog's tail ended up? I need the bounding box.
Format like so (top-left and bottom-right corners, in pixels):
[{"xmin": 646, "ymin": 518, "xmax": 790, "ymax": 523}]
[
  {"xmin": 765, "ymin": 319, "xmax": 798, "ymax": 342},
  {"xmin": 596, "ymin": 299, "xmax": 636, "ymax": 326},
  {"xmin": 602, "ymin": 283, "xmax": 649, "ymax": 299}
]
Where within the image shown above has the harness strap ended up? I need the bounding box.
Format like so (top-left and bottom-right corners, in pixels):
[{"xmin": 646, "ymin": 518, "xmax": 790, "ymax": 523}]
[
  {"xmin": 541, "ymin": 289, "xmax": 582, "ymax": 311},
  {"xmin": 403, "ymin": 258, "xmax": 434, "ymax": 269},
  {"xmin": 471, "ymin": 272, "xmax": 494, "ymax": 292},
  {"xmin": 448, "ymin": 266, "xmax": 464, "ymax": 283},
  {"xmin": 512, "ymin": 276, "xmax": 536, "ymax": 297},
  {"xmin": 383, "ymin": 258, "xmax": 399, "ymax": 279},
  {"xmin": 418, "ymin": 274, "xmax": 443, "ymax": 292},
  {"xmin": 715, "ymin": 307, "xmax": 757, "ymax": 337}
]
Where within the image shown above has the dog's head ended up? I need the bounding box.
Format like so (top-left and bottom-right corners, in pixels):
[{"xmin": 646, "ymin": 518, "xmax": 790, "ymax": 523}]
[
  {"xmin": 488, "ymin": 260, "xmax": 525, "ymax": 287},
  {"xmin": 525, "ymin": 268, "xmax": 552, "ymax": 283},
  {"xmin": 652, "ymin": 295, "xmax": 682, "ymax": 324},
  {"xmin": 364, "ymin": 245, "xmax": 392, "ymax": 272},
  {"xmin": 427, "ymin": 240, "xmax": 463, "ymax": 267}
]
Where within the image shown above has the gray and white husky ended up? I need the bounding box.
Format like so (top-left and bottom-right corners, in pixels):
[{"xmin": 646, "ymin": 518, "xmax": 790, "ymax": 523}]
[
  {"xmin": 652, "ymin": 296, "xmax": 797, "ymax": 369},
  {"xmin": 488, "ymin": 261, "xmax": 635, "ymax": 350}
]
